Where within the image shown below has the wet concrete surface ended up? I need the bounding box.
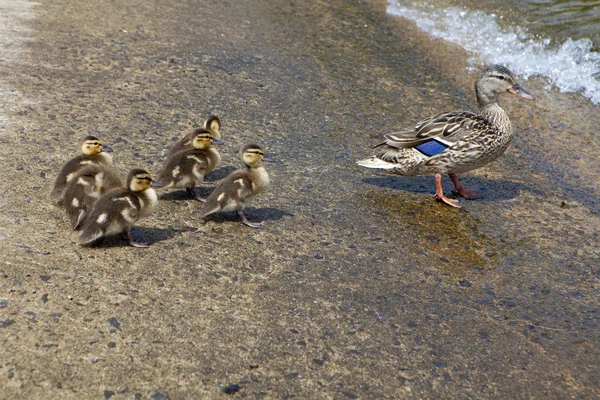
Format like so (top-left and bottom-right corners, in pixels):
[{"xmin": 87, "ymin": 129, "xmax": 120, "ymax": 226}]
[{"xmin": 0, "ymin": 0, "xmax": 599, "ymax": 398}]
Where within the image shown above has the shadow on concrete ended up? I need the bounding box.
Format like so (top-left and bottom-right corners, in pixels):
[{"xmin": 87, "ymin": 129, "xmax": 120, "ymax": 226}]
[
  {"xmin": 362, "ymin": 176, "xmax": 544, "ymax": 202},
  {"xmin": 83, "ymin": 226, "xmax": 196, "ymax": 248},
  {"xmin": 204, "ymin": 207, "xmax": 295, "ymax": 225}
]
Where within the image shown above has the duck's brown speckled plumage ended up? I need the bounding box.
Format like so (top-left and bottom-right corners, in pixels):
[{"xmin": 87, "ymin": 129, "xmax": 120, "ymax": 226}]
[{"xmin": 357, "ymin": 65, "xmax": 535, "ymax": 207}]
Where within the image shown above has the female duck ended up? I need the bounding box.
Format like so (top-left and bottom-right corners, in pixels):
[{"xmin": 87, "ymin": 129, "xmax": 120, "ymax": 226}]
[
  {"xmin": 157, "ymin": 129, "xmax": 223, "ymax": 201},
  {"xmin": 79, "ymin": 169, "xmax": 161, "ymax": 248},
  {"xmin": 199, "ymin": 144, "xmax": 271, "ymax": 228},
  {"xmin": 357, "ymin": 65, "xmax": 534, "ymax": 207},
  {"xmin": 169, "ymin": 115, "xmax": 222, "ymax": 155},
  {"xmin": 50, "ymin": 135, "xmax": 120, "ymax": 205}
]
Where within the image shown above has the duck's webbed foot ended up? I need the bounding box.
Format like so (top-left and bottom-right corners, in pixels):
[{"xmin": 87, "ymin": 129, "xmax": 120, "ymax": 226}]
[
  {"xmin": 238, "ymin": 209, "xmax": 262, "ymax": 228},
  {"xmin": 449, "ymin": 173, "xmax": 483, "ymax": 199},
  {"xmin": 187, "ymin": 187, "xmax": 207, "ymax": 202},
  {"xmin": 434, "ymin": 173, "xmax": 461, "ymax": 208},
  {"xmin": 125, "ymin": 231, "xmax": 149, "ymax": 248}
]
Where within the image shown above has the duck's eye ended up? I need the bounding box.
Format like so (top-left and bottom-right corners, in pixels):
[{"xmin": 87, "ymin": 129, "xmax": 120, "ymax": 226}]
[{"xmin": 496, "ymin": 75, "xmax": 505, "ymax": 80}]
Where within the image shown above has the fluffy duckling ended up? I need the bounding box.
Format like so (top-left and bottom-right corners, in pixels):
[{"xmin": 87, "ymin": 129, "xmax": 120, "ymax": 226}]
[
  {"xmin": 157, "ymin": 129, "xmax": 223, "ymax": 201},
  {"xmin": 169, "ymin": 115, "xmax": 222, "ymax": 155},
  {"xmin": 63, "ymin": 165, "xmax": 113, "ymax": 230},
  {"xmin": 199, "ymin": 144, "xmax": 271, "ymax": 228},
  {"xmin": 79, "ymin": 169, "xmax": 161, "ymax": 248},
  {"xmin": 50, "ymin": 135, "xmax": 120, "ymax": 205}
]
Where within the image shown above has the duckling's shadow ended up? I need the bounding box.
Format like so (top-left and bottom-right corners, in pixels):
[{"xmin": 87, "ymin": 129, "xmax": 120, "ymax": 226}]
[
  {"xmin": 158, "ymin": 166, "xmax": 237, "ymax": 201},
  {"xmin": 205, "ymin": 166, "xmax": 236, "ymax": 181},
  {"xmin": 84, "ymin": 226, "xmax": 195, "ymax": 248},
  {"xmin": 159, "ymin": 187, "xmax": 215, "ymax": 201},
  {"xmin": 159, "ymin": 190, "xmax": 199, "ymax": 201},
  {"xmin": 205, "ymin": 207, "xmax": 295, "ymax": 224},
  {"xmin": 363, "ymin": 176, "xmax": 543, "ymax": 202}
]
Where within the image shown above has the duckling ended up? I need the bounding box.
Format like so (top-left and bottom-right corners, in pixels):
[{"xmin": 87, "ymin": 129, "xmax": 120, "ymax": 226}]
[
  {"xmin": 50, "ymin": 135, "xmax": 120, "ymax": 205},
  {"xmin": 63, "ymin": 165, "xmax": 115, "ymax": 230},
  {"xmin": 157, "ymin": 129, "xmax": 223, "ymax": 201},
  {"xmin": 357, "ymin": 65, "xmax": 535, "ymax": 207},
  {"xmin": 79, "ymin": 169, "xmax": 161, "ymax": 248},
  {"xmin": 198, "ymin": 144, "xmax": 271, "ymax": 228},
  {"xmin": 169, "ymin": 115, "xmax": 222, "ymax": 155}
]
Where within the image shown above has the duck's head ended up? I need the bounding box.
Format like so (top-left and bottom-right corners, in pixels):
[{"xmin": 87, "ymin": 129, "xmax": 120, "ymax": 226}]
[
  {"xmin": 203, "ymin": 115, "xmax": 222, "ymax": 140},
  {"xmin": 81, "ymin": 136, "xmax": 113, "ymax": 155},
  {"xmin": 241, "ymin": 144, "xmax": 273, "ymax": 167},
  {"xmin": 128, "ymin": 169, "xmax": 162, "ymax": 192},
  {"xmin": 191, "ymin": 129, "xmax": 224, "ymax": 150},
  {"xmin": 476, "ymin": 65, "xmax": 535, "ymax": 106}
]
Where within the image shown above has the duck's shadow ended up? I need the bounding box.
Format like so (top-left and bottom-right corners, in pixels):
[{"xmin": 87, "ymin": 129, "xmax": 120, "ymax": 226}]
[
  {"xmin": 85, "ymin": 226, "xmax": 196, "ymax": 248},
  {"xmin": 363, "ymin": 175, "xmax": 543, "ymax": 201},
  {"xmin": 204, "ymin": 166, "xmax": 236, "ymax": 181},
  {"xmin": 205, "ymin": 207, "xmax": 295, "ymax": 224},
  {"xmin": 158, "ymin": 166, "xmax": 237, "ymax": 201}
]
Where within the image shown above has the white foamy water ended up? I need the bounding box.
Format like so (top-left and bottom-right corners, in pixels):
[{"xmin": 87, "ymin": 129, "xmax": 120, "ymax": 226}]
[{"xmin": 387, "ymin": 1, "xmax": 600, "ymax": 105}]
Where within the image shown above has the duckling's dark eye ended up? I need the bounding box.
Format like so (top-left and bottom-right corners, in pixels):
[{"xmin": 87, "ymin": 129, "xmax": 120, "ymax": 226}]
[{"xmin": 496, "ymin": 75, "xmax": 505, "ymax": 80}]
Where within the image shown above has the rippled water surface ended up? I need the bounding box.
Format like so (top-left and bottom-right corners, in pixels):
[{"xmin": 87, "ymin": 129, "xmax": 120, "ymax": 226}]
[
  {"xmin": 388, "ymin": 0, "xmax": 600, "ymax": 104},
  {"xmin": 468, "ymin": 0, "xmax": 600, "ymax": 48}
]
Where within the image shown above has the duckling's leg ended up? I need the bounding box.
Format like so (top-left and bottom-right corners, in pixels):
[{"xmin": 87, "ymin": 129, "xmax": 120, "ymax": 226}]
[
  {"xmin": 434, "ymin": 173, "xmax": 461, "ymax": 208},
  {"xmin": 237, "ymin": 209, "xmax": 262, "ymax": 228},
  {"xmin": 186, "ymin": 187, "xmax": 207, "ymax": 202},
  {"xmin": 449, "ymin": 173, "xmax": 483, "ymax": 199},
  {"xmin": 124, "ymin": 230, "xmax": 149, "ymax": 248}
]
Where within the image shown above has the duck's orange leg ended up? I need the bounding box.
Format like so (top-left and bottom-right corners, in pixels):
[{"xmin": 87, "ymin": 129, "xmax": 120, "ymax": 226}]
[
  {"xmin": 449, "ymin": 172, "xmax": 483, "ymax": 199},
  {"xmin": 434, "ymin": 173, "xmax": 461, "ymax": 208}
]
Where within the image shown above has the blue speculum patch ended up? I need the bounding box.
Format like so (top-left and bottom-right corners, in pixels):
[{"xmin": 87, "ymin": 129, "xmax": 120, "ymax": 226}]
[{"xmin": 415, "ymin": 139, "xmax": 449, "ymax": 157}]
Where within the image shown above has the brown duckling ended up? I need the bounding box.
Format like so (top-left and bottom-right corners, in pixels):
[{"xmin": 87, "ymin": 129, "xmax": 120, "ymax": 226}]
[
  {"xmin": 169, "ymin": 115, "xmax": 222, "ymax": 155},
  {"xmin": 79, "ymin": 169, "xmax": 161, "ymax": 248},
  {"xmin": 50, "ymin": 135, "xmax": 120, "ymax": 205},
  {"xmin": 199, "ymin": 144, "xmax": 272, "ymax": 228},
  {"xmin": 63, "ymin": 165, "xmax": 116, "ymax": 230},
  {"xmin": 157, "ymin": 129, "xmax": 223, "ymax": 201}
]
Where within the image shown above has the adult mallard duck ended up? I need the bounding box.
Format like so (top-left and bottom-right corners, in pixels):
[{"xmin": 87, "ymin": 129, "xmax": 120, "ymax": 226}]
[{"xmin": 357, "ymin": 65, "xmax": 535, "ymax": 207}]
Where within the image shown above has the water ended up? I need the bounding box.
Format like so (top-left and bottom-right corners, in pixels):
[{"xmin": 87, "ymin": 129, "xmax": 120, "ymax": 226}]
[{"xmin": 387, "ymin": 0, "xmax": 600, "ymax": 104}]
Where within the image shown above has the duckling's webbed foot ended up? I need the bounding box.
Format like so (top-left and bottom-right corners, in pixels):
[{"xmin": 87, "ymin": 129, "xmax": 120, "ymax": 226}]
[
  {"xmin": 449, "ymin": 173, "xmax": 483, "ymax": 199},
  {"xmin": 238, "ymin": 209, "xmax": 262, "ymax": 228},
  {"xmin": 125, "ymin": 231, "xmax": 149, "ymax": 248},
  {"xmin": 187, "ymin": 187, "xmax": 207, "ymax": 202},
  {"xmin": 434, "ymin": 174, "xmax": 461, "ymax": 208}
]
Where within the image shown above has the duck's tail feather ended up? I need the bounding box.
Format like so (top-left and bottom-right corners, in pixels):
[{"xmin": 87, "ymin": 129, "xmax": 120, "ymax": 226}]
[{"xmin": 356, "ymin": 156, "xmax": 398, "ymax": 170}]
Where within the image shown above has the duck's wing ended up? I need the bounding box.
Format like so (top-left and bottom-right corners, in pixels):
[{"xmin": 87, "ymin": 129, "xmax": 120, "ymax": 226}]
[
  {"xmin": 378, "ymin": 111, "xmax": 482, "ymax": 150},
  {"xmin": 158, "ymin": 150, "xmax": 210, "ymax": 188},
  {"xmin": 79, "ymin": 189, "xmax": 140, "ymax": 245},
  {"xmin": 199, "ymin": 172, "xmax": 252, "ymax": 218},
  {"xmin": 64, "ymin": 166, "xmax": 105, "ymax": 230}
]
